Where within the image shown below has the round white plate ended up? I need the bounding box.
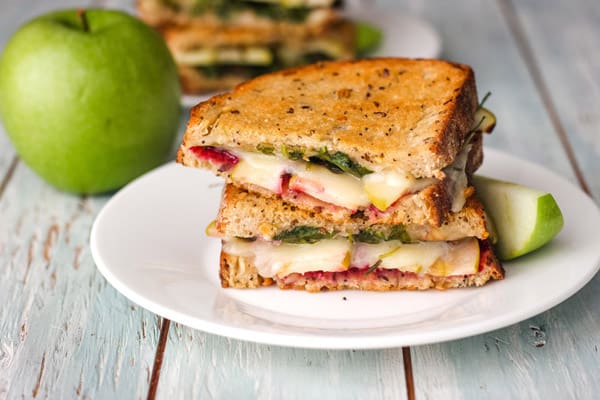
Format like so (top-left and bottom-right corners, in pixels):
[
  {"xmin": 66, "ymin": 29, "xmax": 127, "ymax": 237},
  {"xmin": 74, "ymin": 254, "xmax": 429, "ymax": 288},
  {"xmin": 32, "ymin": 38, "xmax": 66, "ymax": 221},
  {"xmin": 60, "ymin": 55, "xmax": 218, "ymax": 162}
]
[
  {"xmin": 90, "ymin": 148, "xmax": 600, "ymax": 349},
  {"xmin": 181, "ymin": 9, "xmax": 442, "ymax": 108}
]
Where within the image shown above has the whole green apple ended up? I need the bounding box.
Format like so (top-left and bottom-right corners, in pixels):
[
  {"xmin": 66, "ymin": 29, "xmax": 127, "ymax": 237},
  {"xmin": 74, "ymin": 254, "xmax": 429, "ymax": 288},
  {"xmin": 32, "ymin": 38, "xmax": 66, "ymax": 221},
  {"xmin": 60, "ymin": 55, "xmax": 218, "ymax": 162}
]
[{"xmin": 0, "ymin": 9, "xmax": 181, "ymax": 193}]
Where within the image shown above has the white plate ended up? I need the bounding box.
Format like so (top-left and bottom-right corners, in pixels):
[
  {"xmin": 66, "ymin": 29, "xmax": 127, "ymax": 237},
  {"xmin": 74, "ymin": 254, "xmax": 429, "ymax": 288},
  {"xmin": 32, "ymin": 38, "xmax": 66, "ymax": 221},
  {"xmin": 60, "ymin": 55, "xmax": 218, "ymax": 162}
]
[
  {"xmin": 90, "ymin": 148, "xmax": 600, "ymax": 349},
  {"xmin": 181, "ymin": 9, "xmax": 441, "ymax": 108}
]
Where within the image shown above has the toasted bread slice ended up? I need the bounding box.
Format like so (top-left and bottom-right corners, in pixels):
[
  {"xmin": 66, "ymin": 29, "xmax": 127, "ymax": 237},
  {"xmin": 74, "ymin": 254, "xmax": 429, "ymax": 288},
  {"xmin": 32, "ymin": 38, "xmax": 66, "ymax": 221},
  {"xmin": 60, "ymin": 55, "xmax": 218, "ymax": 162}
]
[
  {"xmin": 219, "ymin": 240, "xmax": 504, "ymax": 291},
  {"xmin": 214, "ymin": 183, "xmax": 491, "ymax": 241},
  {"xmin": 178, "ymin": 58, "xmax": 478, "ymax": 178}
]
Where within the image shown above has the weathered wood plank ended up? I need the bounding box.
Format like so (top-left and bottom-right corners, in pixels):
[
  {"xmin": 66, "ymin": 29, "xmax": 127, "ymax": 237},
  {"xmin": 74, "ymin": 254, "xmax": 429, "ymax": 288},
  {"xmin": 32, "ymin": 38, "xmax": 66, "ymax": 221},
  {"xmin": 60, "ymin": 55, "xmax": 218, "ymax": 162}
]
[
  {"xmin": 0, "ymin": 163, "xmax": 160, "ymax": 399},
  {"xmin": 512, "ymin": 0, "xmax": 600, "ymax": 199},
  {"xmin": 405, "ymin": 0, "xmax": 600, "ymax": 398},
  {"xmin": 0, "ymin": 1, "xmax": 161, "ymax": 398},
  {"xmin": 157, "ymin": 323, "xmax": 408, "ymax": 399}
]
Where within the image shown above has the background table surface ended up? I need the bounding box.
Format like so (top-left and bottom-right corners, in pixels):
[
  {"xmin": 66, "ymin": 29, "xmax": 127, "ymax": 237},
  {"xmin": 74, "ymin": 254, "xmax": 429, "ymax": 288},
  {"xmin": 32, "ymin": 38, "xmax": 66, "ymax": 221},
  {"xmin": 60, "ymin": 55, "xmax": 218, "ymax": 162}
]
[{"xmin": 1, "ymin": 0, "xmax": 599, "ymax": 399}]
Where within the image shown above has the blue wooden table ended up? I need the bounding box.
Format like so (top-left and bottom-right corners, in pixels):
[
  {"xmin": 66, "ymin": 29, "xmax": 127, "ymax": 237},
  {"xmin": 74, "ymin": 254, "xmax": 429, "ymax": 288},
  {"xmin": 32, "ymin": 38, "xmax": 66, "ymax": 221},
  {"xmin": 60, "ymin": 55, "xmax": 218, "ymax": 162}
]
[{"xmin": 1, "ymin": 1, "xmax": 599, "ymax": 399}]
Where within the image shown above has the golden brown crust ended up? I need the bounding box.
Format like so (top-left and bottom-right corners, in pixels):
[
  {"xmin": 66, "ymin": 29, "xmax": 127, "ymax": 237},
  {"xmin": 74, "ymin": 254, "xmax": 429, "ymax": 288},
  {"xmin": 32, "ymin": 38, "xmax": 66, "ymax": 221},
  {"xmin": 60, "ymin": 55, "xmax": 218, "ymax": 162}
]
[
  {"xmin": 178, "ymin": 66, "xmax": 249, "ymax": 94},
  {"xmin": 179, "ymin": 58, "xmax": 479, "ymax": 177},
  {"xmin": 215, "ymin": 183, "xmax": 490, "ymax": 240},
  {"xmin": 218, "ymin": 240, "xmax": 504, "ymax": 292},
  {"xmin": 162, "ymin": 23, "xmax": 285, "ymax": 48}
]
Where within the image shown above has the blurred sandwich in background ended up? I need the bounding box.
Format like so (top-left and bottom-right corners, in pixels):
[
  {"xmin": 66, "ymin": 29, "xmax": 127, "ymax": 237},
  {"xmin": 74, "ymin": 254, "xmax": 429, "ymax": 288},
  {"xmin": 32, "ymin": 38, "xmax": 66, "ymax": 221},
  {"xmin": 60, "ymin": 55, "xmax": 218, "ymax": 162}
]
[{"xmin": 137, "ymin": 0, "xmax": 359, "ymax": 94}]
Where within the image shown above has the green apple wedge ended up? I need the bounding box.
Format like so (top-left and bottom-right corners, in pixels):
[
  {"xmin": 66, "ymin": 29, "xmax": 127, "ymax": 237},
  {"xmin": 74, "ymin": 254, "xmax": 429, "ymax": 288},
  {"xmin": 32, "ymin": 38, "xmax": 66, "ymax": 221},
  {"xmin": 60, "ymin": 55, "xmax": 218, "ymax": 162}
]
[{"xmin": 473, "ymin": 175, "xmax": 564, "ymax": 260}]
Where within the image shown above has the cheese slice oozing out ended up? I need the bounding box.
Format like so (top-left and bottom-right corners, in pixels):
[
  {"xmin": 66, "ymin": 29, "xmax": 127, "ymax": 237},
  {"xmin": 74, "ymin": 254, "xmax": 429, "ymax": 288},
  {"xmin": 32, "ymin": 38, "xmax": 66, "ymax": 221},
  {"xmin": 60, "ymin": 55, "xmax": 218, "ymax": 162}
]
[
  {"xmin": 223, "ymin": 237, "xmax": 481, "ymax": 278},
  {"xmin": 227, "ymin": 150, "xmax": 438, "ymax": 211}
]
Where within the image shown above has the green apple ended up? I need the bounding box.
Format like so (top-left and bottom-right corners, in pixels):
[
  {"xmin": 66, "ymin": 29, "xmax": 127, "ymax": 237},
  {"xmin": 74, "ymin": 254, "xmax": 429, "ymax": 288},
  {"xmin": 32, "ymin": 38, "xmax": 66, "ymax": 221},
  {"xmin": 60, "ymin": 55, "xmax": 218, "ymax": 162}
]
[
  {"xmin": 473, "ymin": 175, "xmax": 564, "ymax": 260},
  {"xmin": 0, "ymin": 9, "xmax": 181, "ymax": 193}
]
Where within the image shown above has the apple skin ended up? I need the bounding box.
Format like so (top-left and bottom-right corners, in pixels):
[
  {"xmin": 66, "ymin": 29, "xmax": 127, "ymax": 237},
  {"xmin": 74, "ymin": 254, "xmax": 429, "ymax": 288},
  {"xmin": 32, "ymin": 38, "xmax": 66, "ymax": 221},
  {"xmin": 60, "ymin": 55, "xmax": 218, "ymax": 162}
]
[
  {"xmin": 0, "ymin": 9, "xmax": 181, "ymax": 193},
  {"xmin": 473, "ymin": 175, "xmax": 564, "ymax": 260},
  {"xmin": 509, "ymin": 193, "xmax": 564, "ymax": 259}
]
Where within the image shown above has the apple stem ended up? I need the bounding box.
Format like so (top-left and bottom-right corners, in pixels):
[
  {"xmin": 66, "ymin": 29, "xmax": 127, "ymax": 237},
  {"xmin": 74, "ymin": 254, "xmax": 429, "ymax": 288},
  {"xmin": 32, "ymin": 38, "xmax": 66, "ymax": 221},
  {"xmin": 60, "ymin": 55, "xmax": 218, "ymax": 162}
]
[{"xmin": 77, "ymin": 9, "xmax": 89, "ymax": 32}]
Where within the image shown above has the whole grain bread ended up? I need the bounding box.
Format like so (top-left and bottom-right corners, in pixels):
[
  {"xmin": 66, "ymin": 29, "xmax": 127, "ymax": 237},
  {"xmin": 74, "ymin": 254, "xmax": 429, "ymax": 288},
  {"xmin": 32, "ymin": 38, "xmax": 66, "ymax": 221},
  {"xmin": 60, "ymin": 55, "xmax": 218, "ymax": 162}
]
[
  {"xmin": 178, "ymin": 58, "xmax": 479, "ymax": 178},
  {"xmin": 214, "ymin": 183, "xmax": 491, "ymax": 241},
  {"xmin": 219, "ymin": 240, "xmax": 504, "ymax": 292}
]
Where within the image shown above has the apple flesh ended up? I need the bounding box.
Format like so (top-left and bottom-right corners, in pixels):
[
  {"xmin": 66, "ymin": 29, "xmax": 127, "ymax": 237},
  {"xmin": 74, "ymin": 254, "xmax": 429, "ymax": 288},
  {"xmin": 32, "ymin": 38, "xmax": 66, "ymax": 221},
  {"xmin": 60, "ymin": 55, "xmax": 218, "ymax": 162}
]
[
  {"xmin": 0, "ymin": 9, "xmax": 181, "ymax": 193},
  {"xmin": 473, "ymin": 175, "xmax": 564, "ymax": 260}
]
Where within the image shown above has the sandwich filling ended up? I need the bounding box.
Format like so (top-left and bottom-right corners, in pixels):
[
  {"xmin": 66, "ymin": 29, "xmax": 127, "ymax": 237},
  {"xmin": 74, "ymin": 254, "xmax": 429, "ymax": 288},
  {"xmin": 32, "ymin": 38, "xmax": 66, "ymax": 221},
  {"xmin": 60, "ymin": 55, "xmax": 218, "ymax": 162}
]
[
  {"xmin": 158, "ymin": 0, "xmax": 338, "ymax": 22},
  {"xmin": 190, "ymin": 141, "xmax": 471, "ymax": 213},
  {"xmin": 173, "ymin": 36, "xmax": 352, "ymax": 79},
  {"xmin": 189, "ymin": 105, "xmax": 495, "ymax": 214},
  {"xmin": 222, "ymin": 236, "xmax": 483, "ymax": 278}
]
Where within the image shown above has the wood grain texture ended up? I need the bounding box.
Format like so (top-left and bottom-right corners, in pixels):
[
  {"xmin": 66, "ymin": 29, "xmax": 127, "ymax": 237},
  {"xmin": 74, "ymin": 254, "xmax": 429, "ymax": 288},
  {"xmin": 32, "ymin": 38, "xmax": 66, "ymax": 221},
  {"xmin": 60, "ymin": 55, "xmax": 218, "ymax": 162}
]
[
  {"xmin": 157, "ymin": 323, "xmax": 407, "ymax": 400},
  {"xmin": 0, "ymin": 2, "xmax": 164, "ymax": 399},
  {"xmin": 510, "ymin": 0, "xmax": 600, "ymax": 199},
  {"xmin": 405, "ymin": 0, "xmax": 600, "ymax": 398},
  {"xmin": 0, "ymin": 164, "xmax": 160, "ymax": 399},
  {"xmin": 419, "ymin": 1, "xmax": 576, "ymax": 179}
]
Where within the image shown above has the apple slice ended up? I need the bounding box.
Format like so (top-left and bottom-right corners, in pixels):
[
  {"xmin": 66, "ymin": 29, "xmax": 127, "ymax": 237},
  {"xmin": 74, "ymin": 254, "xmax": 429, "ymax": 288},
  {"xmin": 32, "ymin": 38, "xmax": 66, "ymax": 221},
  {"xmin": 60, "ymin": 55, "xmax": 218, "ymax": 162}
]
[{"xmin": 473, "ymin": 175, "xmax": 564, "ymax": 260}]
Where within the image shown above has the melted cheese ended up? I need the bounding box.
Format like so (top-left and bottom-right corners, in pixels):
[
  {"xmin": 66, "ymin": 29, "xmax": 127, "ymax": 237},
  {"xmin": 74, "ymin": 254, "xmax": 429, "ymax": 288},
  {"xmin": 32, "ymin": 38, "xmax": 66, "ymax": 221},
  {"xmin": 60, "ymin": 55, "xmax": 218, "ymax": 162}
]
[
  {"xmin": 224, "ymin": 238, "xmax": 480, "ymax": 278},
  {"xmin": 445, "ymin": 143, "xmax": 472, "ymax": 212},
  {"xmin": 290, "ymin": 164, "xmax": 370, "ymax": 210},
  {"xmin": 362, "ymin": 169, "xmax": 436, "ymax": 211},
  {"xmin": 229, "ymin": 150, "xmax": 431, "ymax": 211},
  {"xmin": 223, "ymin": 238, "xmax": 351, "ymax": 278},
  {"xmin": 175, "ymin": 46, "xmax": 273, "ymax": 66},
  {"xmin": 230, "ymin": 152, "xmax": 289, "ymax": 193}
]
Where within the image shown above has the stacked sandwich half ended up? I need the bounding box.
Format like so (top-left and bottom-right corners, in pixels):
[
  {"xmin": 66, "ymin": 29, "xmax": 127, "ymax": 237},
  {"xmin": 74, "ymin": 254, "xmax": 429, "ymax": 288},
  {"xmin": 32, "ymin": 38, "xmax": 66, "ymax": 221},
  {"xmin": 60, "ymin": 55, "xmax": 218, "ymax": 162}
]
[
  {"xmin": 177, "ymin": 58, "xmax": 505, "ymax": 292},
  {"xmin": 137, "ymin": 0, "xmax": 355, "ymax": 94}
]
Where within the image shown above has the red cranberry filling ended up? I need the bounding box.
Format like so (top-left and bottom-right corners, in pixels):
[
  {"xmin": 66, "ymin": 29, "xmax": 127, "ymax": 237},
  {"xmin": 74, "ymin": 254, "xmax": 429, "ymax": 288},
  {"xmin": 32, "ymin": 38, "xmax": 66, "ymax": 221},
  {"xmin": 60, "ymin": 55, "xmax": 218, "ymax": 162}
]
[
  {"xmin": 190, "ymin": 146, "xmax": 239, "ymax": 172},
  {"xmin": 286, "ymin": 240, "xmax": 492, "ymax": 279}
]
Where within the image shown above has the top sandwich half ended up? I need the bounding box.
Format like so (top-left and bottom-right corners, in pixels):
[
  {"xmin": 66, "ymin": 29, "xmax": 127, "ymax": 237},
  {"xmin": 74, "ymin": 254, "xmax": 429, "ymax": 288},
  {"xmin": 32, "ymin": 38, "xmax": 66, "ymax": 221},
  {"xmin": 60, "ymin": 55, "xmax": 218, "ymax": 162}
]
[{"xmin": 177, "ymin": 58, "xmax": 496, "ymax": 226}]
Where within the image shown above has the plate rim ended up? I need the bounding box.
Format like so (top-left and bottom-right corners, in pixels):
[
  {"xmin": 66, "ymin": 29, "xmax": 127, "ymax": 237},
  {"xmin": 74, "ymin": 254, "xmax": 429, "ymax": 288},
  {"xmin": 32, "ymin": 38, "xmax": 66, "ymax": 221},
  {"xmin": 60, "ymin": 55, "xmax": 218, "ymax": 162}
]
[{"xmin": 90, "ymin": 148, "xmax": 600, "ymax": 349}]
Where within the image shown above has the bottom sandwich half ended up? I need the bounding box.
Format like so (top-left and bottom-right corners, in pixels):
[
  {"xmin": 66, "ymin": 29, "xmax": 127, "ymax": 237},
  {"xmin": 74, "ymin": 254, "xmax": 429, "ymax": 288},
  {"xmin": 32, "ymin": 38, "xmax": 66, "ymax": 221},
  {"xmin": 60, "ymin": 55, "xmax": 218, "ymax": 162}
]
[{"xmin": 211, "ymin": 184, "xmax": 504, "ymax": 292}]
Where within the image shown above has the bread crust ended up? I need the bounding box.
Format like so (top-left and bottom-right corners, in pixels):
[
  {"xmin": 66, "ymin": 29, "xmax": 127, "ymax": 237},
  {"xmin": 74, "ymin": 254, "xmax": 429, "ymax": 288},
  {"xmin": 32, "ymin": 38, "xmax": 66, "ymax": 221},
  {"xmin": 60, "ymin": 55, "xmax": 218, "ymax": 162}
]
[
  {"xmin": 219, "ymin": 240, "xmax": 504, "ymax": 292},
  {"xmin": 179, "ymin": 58, "xmax": 479, "ymax": 177}
]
